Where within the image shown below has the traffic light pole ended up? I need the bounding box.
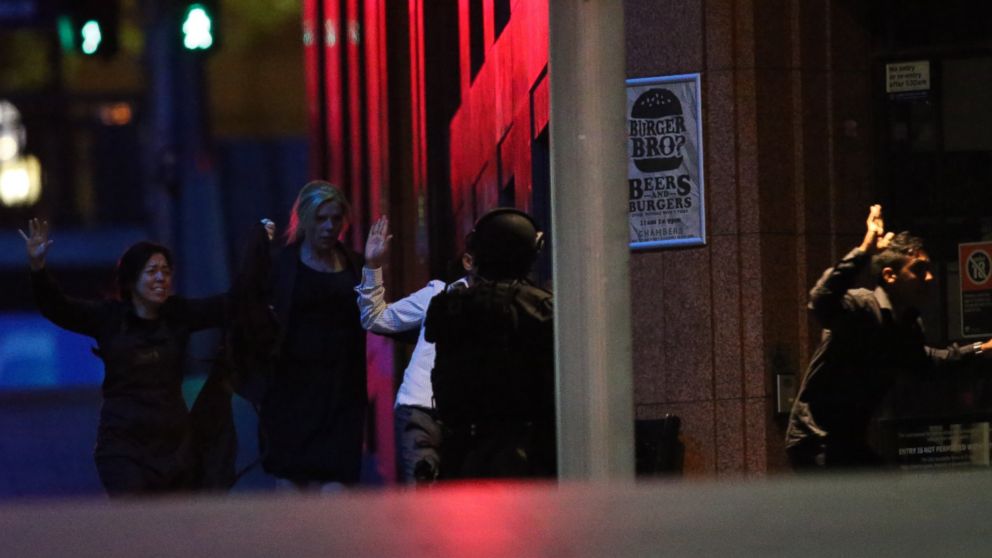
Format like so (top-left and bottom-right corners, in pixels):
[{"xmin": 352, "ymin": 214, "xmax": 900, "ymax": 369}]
[
  {"xmin": 140, "ymin": 0, "xmax": 229, "ymax": 377},
  {"xmin": 140, "ymin": 0, "xmax": 179, "ymax": 248},
  {"xmin": 174, "ymin": 34, "xmax": 229, "ymax": 302}
]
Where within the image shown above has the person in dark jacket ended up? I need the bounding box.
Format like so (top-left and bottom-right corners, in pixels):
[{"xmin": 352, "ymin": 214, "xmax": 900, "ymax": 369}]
[
  {"xmin": 786, "ymin": 205, "xmax": 992, "ymax": 470},
  {"xmin": 424, "ymin": 208, "xmax": 555, "ymax": 479},
  {"xmin": 215, "ymin": 219, "xmax": 280, "ymax": 409},
  {"xmin": 257, "ymin": 181, "xmax": 367, "ymax": 490},
  {"xmin": 19, "ymin": 218, "xmax": 246, "ymax": 496}
]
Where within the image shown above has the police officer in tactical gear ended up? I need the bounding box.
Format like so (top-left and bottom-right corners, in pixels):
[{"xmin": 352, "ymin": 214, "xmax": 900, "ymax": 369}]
[{"xmin": 424, "ymin": 208, "xmax": 556, "ymax": 479}]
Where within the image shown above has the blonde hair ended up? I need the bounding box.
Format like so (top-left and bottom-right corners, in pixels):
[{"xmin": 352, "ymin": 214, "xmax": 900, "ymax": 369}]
[{"xmin": 284, "ymin": 180, "xmax": 351, "ymax": 245}]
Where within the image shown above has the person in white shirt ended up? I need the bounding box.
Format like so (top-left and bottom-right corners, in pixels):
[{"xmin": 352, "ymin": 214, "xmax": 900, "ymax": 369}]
[{"xmin": 355, "ymin": 216, "xmax": 473, "ymax": 483}]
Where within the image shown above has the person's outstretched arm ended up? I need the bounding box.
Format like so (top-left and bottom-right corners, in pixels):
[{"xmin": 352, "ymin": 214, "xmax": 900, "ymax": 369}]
[
  {"xmin": 356, "ymin": 215, "xmax": 444, "ymax": 333},
  {"xmin": 181, "ymin": 219, "xmax": 277, "ymax": 331},
  {"xmin": 925, "ymin": 338, "xmax": 992, "ymax": 368},
  {"xmin": 20, "ymin": 219, "xmax": 106, "ymax": 336}
]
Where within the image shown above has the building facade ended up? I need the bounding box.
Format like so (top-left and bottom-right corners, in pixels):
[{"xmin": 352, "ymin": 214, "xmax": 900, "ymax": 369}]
[{"xmin": 304, "ymin": 0, "xmax": 992, "ymax": 477}]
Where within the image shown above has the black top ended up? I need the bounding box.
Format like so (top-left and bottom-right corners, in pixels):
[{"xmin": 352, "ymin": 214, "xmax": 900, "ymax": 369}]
[
  {"xmin": 259, "ymin": 244, "xmax": 367, "ymax": 483},
  {"xmin": 30, "ymin": 269, "xmax": 226, "ymax": 476},
  {"xmin": 786, "ymin": 248, "xmax": 980, "ymax": 460}
]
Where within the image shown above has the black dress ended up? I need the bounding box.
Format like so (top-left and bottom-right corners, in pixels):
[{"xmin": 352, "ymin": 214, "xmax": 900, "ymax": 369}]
[
  {"xmin": 30, "ymin": 269, "xmax": 227, "ymax": 495},
  {"xmin": 259, "ymin": 245, "xmax": 367, "ymax": 484}
]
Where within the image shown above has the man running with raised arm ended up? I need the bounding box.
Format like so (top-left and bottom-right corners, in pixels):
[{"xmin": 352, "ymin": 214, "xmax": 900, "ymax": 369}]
[{"xmin": 786, "ymin": 205, "xmax": 992, "ymax": 470}]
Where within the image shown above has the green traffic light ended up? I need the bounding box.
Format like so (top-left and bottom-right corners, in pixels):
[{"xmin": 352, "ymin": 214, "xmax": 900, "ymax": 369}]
[
  {"xmin": 182, "ymin": 4, "xmax": 214, "ymax": 51},
  {"xmin": 57, "ymin": 16, "xmax": 76, "ymax": 51},
  {"xmin": 81, "ymin": 20, "xmax": 102, "ymax": 55}
]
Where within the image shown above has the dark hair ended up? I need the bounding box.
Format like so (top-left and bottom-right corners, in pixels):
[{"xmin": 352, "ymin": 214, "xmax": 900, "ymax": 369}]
[
  {"xmin": 116, "ymin": 241, "xmax": 173, "ymax": 300},
  {"xmin": 871, "ymin": 231, "xmax": 924, "ymax": 286}
]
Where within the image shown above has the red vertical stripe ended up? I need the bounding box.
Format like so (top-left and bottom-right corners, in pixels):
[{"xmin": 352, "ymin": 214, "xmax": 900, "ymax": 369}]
[
  {"xmin": 323, "ymin": 0, "xmax": 345, "ymax": 187},
  {"xmin": 361, "ymin": 0, "xmax": 394, "ymax": 486},
  {"xmin": 483, "ymin": 0, "xmax": 494, "ymax": 51},
  {"xmin": 409, "ymin": 0, "xmax": 427, "ymax": 212},
  {"xmin": 418, "ymin": 1, "xmax": 427, "ymax": 194},
  {"xmin": 345, "ymin": 0, "xmax": 364, "ymax": 246},
  {"xmin": 364, "ymin": 0, "xmax": 387, "ymax": 218},
  {"xmin": 303, "ymin": 0, "xmax": 323, "ymax": 178},
  {"xmin": 458, "ymin": 0, "xmax": 471, "ymax": 103}
]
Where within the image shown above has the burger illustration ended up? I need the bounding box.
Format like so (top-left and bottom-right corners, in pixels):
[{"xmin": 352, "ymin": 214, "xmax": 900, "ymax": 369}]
[{"xmin": 630, "ymin": 88, "xmax": 683, "ymax": 173}]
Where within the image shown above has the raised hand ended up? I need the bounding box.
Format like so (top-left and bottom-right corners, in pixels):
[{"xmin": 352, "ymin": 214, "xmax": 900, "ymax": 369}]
[
  {"xmin": 18, "ymin": 218, "xmax": 53, "ymax": 271},
  {"xmin": 876, "ymin": 231, "xmax": 894, "ymax": 252},
  {"xmin": 261, "ymin": 218, "xmax": 276, "ymax": 241},
  {"xmin": 364, "ymin": 216, "xmax": 393, "ymax": 269},
  {"xmin": 859, "ymin": 204, "xmax": 887, "ymax": 254}
]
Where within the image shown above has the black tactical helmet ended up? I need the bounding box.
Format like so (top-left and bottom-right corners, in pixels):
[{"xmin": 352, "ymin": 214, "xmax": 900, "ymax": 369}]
[{"xmin": 467, "ymin": 208, "xmax": 544, "ymax": 280}]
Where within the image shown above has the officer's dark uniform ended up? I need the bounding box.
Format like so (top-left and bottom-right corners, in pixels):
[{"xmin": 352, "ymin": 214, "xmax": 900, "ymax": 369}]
[{"xmin": 423, "ymin": 208, "xmax": 555, "ymax": 480}]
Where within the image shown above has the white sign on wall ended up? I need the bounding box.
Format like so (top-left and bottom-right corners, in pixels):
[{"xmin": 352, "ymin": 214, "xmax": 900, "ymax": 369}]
[
  {"xmin": 886, "ymin": 60, "xmax": 931, "ymax": 93},
  {"xmin": 626, "ymin": 74, "xmax": 705, "ymax": 249}
]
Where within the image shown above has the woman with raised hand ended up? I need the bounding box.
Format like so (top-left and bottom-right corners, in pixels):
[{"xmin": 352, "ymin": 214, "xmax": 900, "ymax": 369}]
[
  {"xmin": 257, "ymin": 181, "xmax": 367, "ymax": 491},
  {"xmin": 19, "ymin": 218, "xmax": 260, "ymax": 496}
]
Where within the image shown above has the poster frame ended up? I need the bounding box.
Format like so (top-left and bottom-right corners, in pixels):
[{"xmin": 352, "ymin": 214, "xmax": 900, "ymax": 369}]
[{"xmin": 626, "ymin": 73, "xmax": 706, "ymax": 251}]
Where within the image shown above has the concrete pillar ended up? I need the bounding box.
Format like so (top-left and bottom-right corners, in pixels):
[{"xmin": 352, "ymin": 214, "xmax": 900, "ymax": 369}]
[{"xmin": 549, "ymin": 1, "xmax": 634, "ymax": 480}]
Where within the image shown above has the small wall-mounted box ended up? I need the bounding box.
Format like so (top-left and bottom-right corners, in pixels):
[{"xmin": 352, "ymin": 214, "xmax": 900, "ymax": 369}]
[{"xmin": 776, "ymin": 374, "xmax": 797, "ymax": 415}]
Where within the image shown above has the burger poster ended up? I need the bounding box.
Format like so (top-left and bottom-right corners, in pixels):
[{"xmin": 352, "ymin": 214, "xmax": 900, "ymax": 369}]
[{"xmin": 626, "ymin": 74, "xmax": 705, "ymax": 249}]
